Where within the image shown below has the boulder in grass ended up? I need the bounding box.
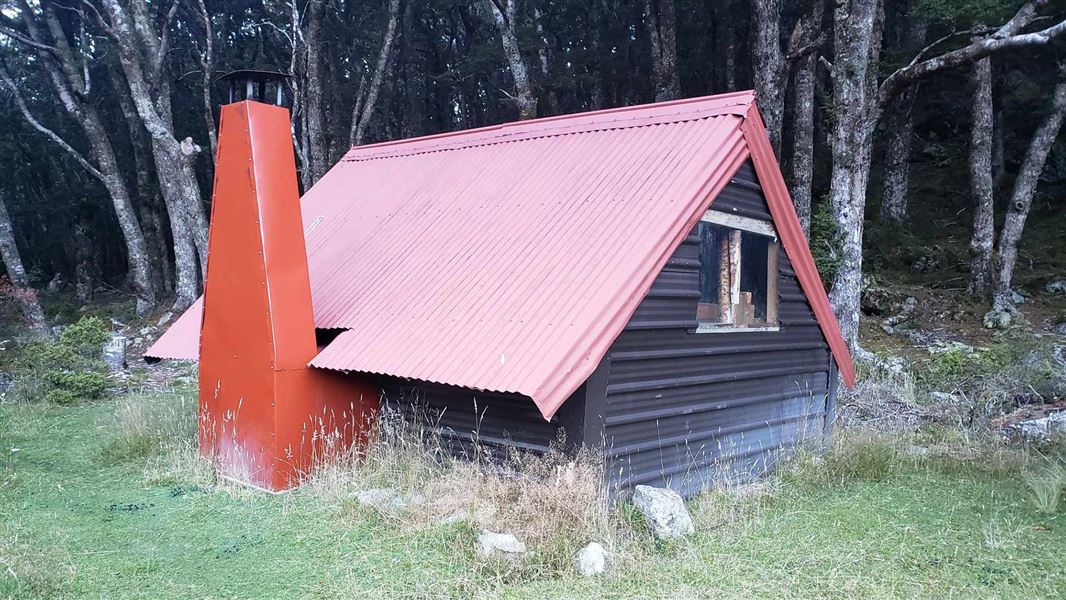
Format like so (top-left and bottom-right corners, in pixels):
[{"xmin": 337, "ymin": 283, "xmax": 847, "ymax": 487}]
[
  {"xmin": 632, "ymin": 485, "xmax": 694, "ymax": 540},
  {"xmin": 475, "ymin": 531, "xmax": 527, "ymax": 558},
  {"xmin": 574, "ymin": 542, "xmax": 607, "ymax": 576}
]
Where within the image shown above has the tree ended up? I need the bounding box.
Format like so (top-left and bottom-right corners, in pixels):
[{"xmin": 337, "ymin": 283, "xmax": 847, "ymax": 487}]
[
  {"xmin": 351, "ymin": 0, "xmax": 403, "ymax": 145},
  {"xmin": 97, "ymin": 0, "xmax": 211, "ymax": 311},
  {"xmin": 644, "ymin": 0, "xmax": 680, "ymax": 101},
  {"xmin": 988, "ymin": 67, "xmax": 1066, "ymax": 319},
  {"xmin": 0, "ymin": 1, "xmax": 156, "ymax": 316},
  {"xmin": 826, "ymin": 0, "xmax": 1066, "ymax": 353},
  {"xmin": 968, "ymin": 55, "xmax": 995, "ymax": 294},
  {"xmin": 879, "ymin": 9, "xmax": 927, "ymax": 224},
  {"xmin": 0, "ymin": 192, "xmax": 47, "ymax": 336},
  {"xmin": 486, "ymin": 0, "xmax": 538, "ymax": 119}
]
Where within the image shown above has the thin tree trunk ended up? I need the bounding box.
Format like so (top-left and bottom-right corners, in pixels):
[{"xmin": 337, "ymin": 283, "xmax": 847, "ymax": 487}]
[
  {"xmin": 967, "ymin": 57, "xmax": 994, "ymax": 294},
  {"xmin": 991, "ymin": 75, "xmax": 1066, "ymax": 310},
  {"xmin": 72, "ymin": 220, "xmax": 94, "ymax": 303},
  {"xmin": 351, "ymin": 0, "xmax": 403, "ymax": 146},
  {"xmin": 532, "ymin": 6, "xmax": 560, "ymax": 115},
  {"xmin": 752, "ymin": 0, "xmax": 784, "ymax": 154},
  {"xmin": 879, "ymin": 83, "xmax": 919, "ymax": 223},
  {"xmin": 878, "ymin": 18, "xmax": 926, "ymax": 223},
  {"xmin": 644, "ymin": 0, "xmax": 680, "ymax": 101},
  {"xmin": 303, "ymin": 0, "xmax": 329, "ymax": 183},
  {"xmin": 0, "ymin": 193, "xmax": 47, "ymax": 336},
  {"xmin": 790, "ymin": 51, "xmax": 816, "ymax": 235},
  {"xmin": 486, "ymin": 0, "xmax": 537, "ymax": 119}
]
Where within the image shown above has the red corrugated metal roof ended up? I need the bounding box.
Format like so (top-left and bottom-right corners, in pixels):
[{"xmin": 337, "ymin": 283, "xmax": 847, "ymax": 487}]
[{"xmin": 145, "ymin": 91, "xmax": 854, "ymax": 419}]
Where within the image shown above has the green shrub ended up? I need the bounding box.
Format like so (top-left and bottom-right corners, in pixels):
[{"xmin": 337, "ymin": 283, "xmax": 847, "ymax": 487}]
[
  {"xmin": 8, "ymin": 316, "xmax": 110, "ymax": 404},
  {"xmin": 809, "ymin": 199, "xmax": 842, "ymax": 290}
]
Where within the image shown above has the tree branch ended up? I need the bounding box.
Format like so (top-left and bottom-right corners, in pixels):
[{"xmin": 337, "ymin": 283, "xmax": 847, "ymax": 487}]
[
  {"xmin": 0, "ymin": 64, "xmax": 104, "ymax": 182},
  {"xmin": 878, "ymin": 1, "xmax": 1066, "ymax": 110},
  {"xmin": 0, "ymin": 21, "xmax": 58, "ymax": 55}
]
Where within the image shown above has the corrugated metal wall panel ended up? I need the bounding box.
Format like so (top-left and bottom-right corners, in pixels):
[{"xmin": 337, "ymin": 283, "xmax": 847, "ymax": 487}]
[
  {"xmin": 603, "ymin": 162, "xmax": 832, "ymax": 497},
  {"xmin": 380, "ymin": 378, "xmax": 585, "ymax": 457}
]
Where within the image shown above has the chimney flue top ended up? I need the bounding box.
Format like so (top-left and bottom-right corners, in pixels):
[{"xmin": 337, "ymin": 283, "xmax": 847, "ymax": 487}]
[{"xmin": 217, "ymin": 70, "xmax": 293, "ymax": 107}]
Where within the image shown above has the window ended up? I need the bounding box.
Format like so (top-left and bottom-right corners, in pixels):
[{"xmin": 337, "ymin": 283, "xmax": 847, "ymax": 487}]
[{"xmin": 695, "ymin": 212, "xmax": 779, "ymax": 331}]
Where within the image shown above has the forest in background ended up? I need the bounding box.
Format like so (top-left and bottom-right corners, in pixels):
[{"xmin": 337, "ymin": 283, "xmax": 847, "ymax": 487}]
[{"xmin": 0, "ymin": 0, "xmax": 1065, "ymax": 356}]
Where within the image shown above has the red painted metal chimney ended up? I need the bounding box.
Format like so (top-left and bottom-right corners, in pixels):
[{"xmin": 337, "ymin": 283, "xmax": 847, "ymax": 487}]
[{"xmin": 198, "ymin": 73, "xmax": 378, "ymax": 492}]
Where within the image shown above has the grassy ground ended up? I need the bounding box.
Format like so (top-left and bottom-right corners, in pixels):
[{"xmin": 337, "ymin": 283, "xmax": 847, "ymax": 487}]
[{"xmin": 1, "ymin": 392, "xmax": 1063, "ymax": 599}]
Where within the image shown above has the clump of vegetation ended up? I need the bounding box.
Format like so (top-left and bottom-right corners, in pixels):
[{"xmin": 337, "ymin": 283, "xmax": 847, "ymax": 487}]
[
  {"xmin": 1024, "ymin": 459, "xmax": 1066, "ymax": 515},
  {"xmin": 808, "ymin": 199, "xmax": 842, "ymax": 289},
  {"xmin": 7, "ymin": 316, "xmax": 111, "ymax": 404}
]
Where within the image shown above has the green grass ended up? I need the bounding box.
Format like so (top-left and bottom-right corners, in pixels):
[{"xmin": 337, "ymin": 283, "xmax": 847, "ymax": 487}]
[{"xmin": 1, "ymin": 398, "xmax": 1064, "ymax": 599}]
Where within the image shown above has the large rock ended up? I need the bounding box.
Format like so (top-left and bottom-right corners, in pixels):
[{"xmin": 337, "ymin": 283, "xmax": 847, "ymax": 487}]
[
  {"xmin": 1046, "ymin": 278, "xmax": 1066, "ymax": 295},
  {"xmin": 573, "ymin": 542, "xmax": 607, "ymax": 576},
  {"xmin": 632, "ymin": 485, "xmax": 694, "ymax": 540},
  {"xmin": 475, "ymin": 532, "xmax": 527, "ymax": 558},
  {"xmin": 102, "ymin": 334, "xmax": 127, "ymax": 372}
]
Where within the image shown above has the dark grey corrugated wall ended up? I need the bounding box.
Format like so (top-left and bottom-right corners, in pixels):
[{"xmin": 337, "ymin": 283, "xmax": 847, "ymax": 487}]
[{"xmin": 602, "ymin": 160, "xmax": 833, "ymax": 497}]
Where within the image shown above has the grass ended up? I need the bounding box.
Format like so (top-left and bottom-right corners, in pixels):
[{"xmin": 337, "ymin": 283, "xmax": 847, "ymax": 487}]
[{"xmin": 0, "ymin": 392, "xmax": 1064, "ymax": 599}]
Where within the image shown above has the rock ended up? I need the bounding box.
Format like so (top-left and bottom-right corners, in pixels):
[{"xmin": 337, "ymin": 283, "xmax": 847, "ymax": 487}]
[
  {"xmin": 928, "ymin": 391, "xmax": 957, "ymax": 403},
  {"xmin": 438, "ymin": 510, "xmax": 469, "ymax": 526},
  {"xmin": 912, "ymin": 255, "xmax": 940, "ymax": 273},
  {"xmin": 475, "ymin": 531, "xmax": 527, "ymax": 558},
  {"xmin": 1011, "ymin": 290, "xmax": 1026, "ymax": 305},
  {"xmin": 1052, "ymin": 322, "xmax": 1066, "ymax": 336},
  {"xmin": 1046, "ymin": 278, "xmax": 1066, "ymax": 295},
  {"xmin": 983, "ymin": 308, "xmax": 1013, "ymax": 330},
  {"xmin": 573, "ymin": 542, "xmax": 607, "ymax": 576},
  {"xmin": 927, "ymin": 341, "xmax": 977, "ymax": 356},
  {"xmin": 632, "ymin": 485, "xmax": 693, "ymax": 540},
  {"xmin": 1003, "ymin": 411, "xmax": 1066, "ymax": 444},
  {"xmin": 350, "ymin": 488, "xmax": 418, "ymax": 514},
  {"xmin": 102, "ymin": 335, "xmax": 127, "ymax": 372}
]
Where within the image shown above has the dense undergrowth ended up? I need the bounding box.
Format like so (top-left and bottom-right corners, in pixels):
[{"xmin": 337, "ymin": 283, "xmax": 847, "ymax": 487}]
[{"xmin": 4, "ymin": 316, "xmax": 111, "ymax": 405}]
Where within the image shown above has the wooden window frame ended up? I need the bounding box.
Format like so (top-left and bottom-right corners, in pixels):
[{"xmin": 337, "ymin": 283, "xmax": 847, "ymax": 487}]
[{"xmin": 694, "ymin": 211, "xmax": 780, "ymax": 334}]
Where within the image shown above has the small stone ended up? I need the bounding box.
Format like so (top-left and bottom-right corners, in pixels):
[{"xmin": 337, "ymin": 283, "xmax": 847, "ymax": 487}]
[
  {"xmin": 928, "ymin": 391, "xmax": 956, "ymax": 403},
  {"xmin": 438, "ymin": 510, "xmax": 469, "ymax": 526},
  {"xmin": 351, "ymin": 488, "xmax": 403, "ymax": 513},
  {"xmin": 1046, "ymin": 278, "xmax": 1066, "ymax": 295},
  {"xmin": 475, "ymin": 531, "xmax": 527, "ymax": 558},
  {"xmin": 632, "ymin": 485, "xmax": 694, "ymax": 540},
  {"xmin": 1011, "ymin": 290, "xmax": 1026, "ymax": 305},
  {"xmin": 573, "ymin": 542, "xmax": 607, "ymax": 576}
]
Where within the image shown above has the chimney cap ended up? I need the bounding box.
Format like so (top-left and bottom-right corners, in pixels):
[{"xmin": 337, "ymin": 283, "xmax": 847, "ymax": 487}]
[{"xmin": 217, "ymin": 70, "xmax": 294, "ymax": 106}]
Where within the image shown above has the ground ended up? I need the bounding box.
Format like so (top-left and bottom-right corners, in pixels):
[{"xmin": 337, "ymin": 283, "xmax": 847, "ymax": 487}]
[{"xmin": 1, "ymin": 389, "xmax": 1063, "ymax": 599}]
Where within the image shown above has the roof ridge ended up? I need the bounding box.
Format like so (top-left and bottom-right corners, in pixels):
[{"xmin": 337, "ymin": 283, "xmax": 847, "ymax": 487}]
[{"xmin": 342, "ymin": 91, "xmax": 756, "ymax": 162}]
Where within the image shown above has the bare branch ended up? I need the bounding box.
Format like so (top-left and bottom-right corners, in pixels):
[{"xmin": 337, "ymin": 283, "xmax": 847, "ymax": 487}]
[
  {"xmin": 878, "ymin": 1, "xmax": 1066, "ymax": 110},
  {"xmin": 0, "ymin": 21, "xmax": 58, "ymax": 54},
  {"xmin": 0, "ymin": 63, "xmax": 104, "ymax": 182}
]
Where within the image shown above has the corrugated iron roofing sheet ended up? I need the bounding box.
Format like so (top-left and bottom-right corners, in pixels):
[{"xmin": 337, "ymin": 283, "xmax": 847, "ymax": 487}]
[{"xmin": 145, "ymin": 91, "xmax": 855, "ymax": 420}]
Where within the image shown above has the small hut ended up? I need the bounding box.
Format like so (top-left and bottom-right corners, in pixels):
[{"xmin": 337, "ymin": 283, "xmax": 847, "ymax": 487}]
[{"xmin": 148, "ymin": 89, "xmax": 854, "ymax": 495}]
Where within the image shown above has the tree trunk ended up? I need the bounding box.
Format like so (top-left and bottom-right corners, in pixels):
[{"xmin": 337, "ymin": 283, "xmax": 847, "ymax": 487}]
[
  {"xmin": 645, "ymin": 0, "xmax": 680, "ymax": 101},
  {"xmin": 532, "ymin": 6, "xmax": 560, "ymax": 115},
  {"xmin": 0, "ymin": 193, "xmax": 47, "ymax": 336},
  {"xmin": 827, "ymin": 0, "xmax": 883, "ymax": 352},
  {"xmin": 303, "ymin": 0, "xmax": 329, "ymax": 183},
  {"xmin": 879, "ymin": 83, "xmax": 918, "ymax": 223},
  {"xmin": 789, "ymin": 51, "xmax": 817, "ymax": 235},
  {"xmin": 878, "ymin": 18, "xmax": 926, "ymax": 224},
  {"xmin": 751, "ymin": 0, "xmax": 784, "ymax": 154},
  {"xmin": 101, "ymin": 0, "xmax": 207, "ymax": 311},
  {"xmin": 351, "ymin": 0, "xmax": 403, "ymax": 146},
  {"xmin": 72, "ymin": 220, "xmax": 94, "ymax": 303},
  {"xmin": 487, "ymin": 0, "xmax": 538, "ymax": 119},
  {"xmin": 991, "ymin": 75, "xmax": 1066, "ymax": 310},
  {"xmin": 967, "ymin": 57, "xmax": 995, "ymax": 295}
]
